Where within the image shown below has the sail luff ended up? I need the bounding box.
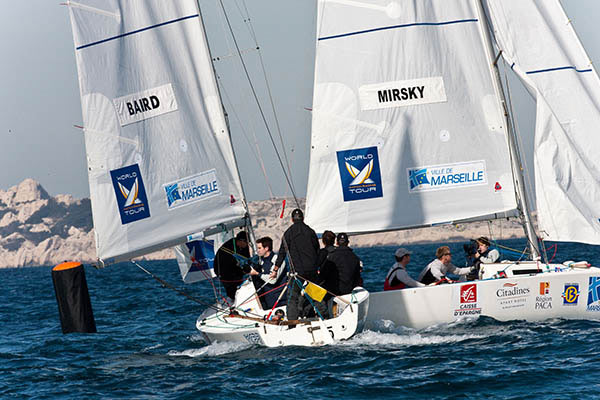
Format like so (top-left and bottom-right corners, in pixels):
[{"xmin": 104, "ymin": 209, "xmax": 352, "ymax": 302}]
[{"xmin": 475, "ymin": 0, "xmax": 541, "ymax": 259}]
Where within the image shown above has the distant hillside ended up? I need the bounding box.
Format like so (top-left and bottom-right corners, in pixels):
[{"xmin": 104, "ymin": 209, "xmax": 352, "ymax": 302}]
[{"xmin": 0, "ymin": 179, "xmax": 527, "ymax": 268}]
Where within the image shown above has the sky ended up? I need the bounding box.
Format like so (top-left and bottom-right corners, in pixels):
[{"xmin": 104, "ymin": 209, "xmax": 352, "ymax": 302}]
[{"xmin": 1, "ymin": 1, "xmax": 599, "ymax": 201}]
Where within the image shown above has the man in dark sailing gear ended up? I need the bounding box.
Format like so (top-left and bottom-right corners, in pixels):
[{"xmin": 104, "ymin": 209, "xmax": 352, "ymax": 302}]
[
  {"xmin": 249, "ymin": 236, "xmax": 287, "ymax": 309},
  {"xmin": 271, "ymin": 208, "xmax": 325, "ymax": 321},
  {"xmin": 317, "ymin": 230, "xmax": 337, "ymax": 295},
  {"xmin": 214, "ymin": 231, "xmax": 250, "ymax": 301},
  {"xmin": 326, "ymin": 233, "xmax": 362, "ymax": 296},
  {"xmin": 418, "ymin": 246, "xmax": 473, "ymax": 285},
  {"xmin": 384, "ymin": 248, "xmax": 425, "ymax": 290}
]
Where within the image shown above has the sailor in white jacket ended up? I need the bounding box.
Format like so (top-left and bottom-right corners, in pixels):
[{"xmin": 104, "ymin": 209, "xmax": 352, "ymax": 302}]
[
  {"xmin": 418, "ymin": 246, "xmax": 473, "ymax": 285},
  {"xmin": 384, "ymin": 248, "xmax": 425, "ymax": 290}
]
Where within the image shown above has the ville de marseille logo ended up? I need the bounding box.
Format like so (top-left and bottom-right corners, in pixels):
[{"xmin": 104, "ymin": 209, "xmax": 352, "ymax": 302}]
[
  {"xmin": 110, "ymin": 163, "xmax": 151, "ymax": 224},
  {"xmin": 587, "ymin": 277, "xmax": 600, "ymax": 311},
  {"xmin": 336, "ymin": 146, "xmax": 383, "ymax": 202}
]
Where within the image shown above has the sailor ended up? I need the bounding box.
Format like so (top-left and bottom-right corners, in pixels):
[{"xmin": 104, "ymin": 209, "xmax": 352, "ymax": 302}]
[
  {"xmin": 326, "ymin": 233, "xmax": 362, "ymax": 296},
  {"xmin": 270, "ymin": 208, "xmax": 324, "ymax": 321},
  {"xmin": 249, "ymin": 236, "xmax": 287, "ymax": 309},
  {"xmin": 474, "ymin": 236, "xmax": 500, "ymax": 264},
  {"xmin": 384, "ymin": 248, "xmax": 425, "ymax": 290},
  {"xmin": 317, "ymin": 230, "xmax": 337, "ymax": 294},
  {"xmin": 214, "ymin": 231, "xmax": 250, "ymax": 301},
  {"xmin": 418, "ymin": 246, "xmax": 473, "ymax": 285}
]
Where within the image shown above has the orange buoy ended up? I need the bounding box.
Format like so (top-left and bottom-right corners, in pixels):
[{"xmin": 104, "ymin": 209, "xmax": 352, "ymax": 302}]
[{"xmin": 51, "ymin": 262, "xmax": 97, "ymax": 334}]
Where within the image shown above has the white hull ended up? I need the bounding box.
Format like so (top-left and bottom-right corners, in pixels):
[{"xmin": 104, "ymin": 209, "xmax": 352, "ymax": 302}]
[
  {"xmin": 197, "ymin": 280, "xmax": 369, "ymax": 347},
  {"xmin": 365, "ymin": 262, "xmax": 600, "ymax": 330}
]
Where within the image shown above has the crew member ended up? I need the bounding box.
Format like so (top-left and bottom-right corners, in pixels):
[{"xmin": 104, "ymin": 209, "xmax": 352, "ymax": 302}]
[
  {"xmin": 270, "ymin": 208, "xmax": 324, "ymax": 321},
  {"xmin": 326, "ymin": 233, "xmax": 362, "ymax": 296},
  {"xmin": 474, "ymin": 236, "xmax": 500, "ymax": 264},
  {"xmin": 317, "ymin": 230, "xmax": 337, "ymax": 295},
  {"xmin": 418, "ymin": 246, "xmax": 473, "ymax": 285},
  {"xmin": 384, "ymin": 248, "xmax": 425, "ymax": 290},
  {"xmin": 249, "ymin": 236, "xmax": 287, "ymax": 309},
  {"xmin": 214, "ymin": 231, "xmax": 250, "ymax": 301}
]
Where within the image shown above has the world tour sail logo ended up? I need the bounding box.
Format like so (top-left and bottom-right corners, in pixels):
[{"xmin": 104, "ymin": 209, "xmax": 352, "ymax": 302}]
[
  {"xmin": 587, "ymin": 277, "xmax": 600, "ymax": 312},
  {"xmin": 110, "ymin": 164, "xmax": 151, "ymax": 225},
  {"xmin": 163, "ymin": 170, "xmax": 221, "ymax": 210},
  {"xmin": 336, "ymin": 146, "xmax": 383, "ymax": 202},
  {"xmin": 407, "ymin": 160, "xmax": 487, "ymax": 193},
  {"xmin": 562, "ymin": 283, "xmax": 580, "ymax": 306}
]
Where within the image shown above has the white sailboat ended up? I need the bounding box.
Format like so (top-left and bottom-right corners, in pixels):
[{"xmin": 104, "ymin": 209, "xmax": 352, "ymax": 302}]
[
  {"xmin": 65, "ymin": 0, "xmax": 368, "ymax": 346},
  {"xmin": 305, "ymin": 0, "xmax": 600, "ymax": 329}
]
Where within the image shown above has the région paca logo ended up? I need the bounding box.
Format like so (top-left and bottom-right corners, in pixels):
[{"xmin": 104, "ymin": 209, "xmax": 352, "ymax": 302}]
[
  {"xmin": 110, "ymin": 164, "xmax": 151, "ymax": 224},
  {"xmin": 336, "ymin": 147, "xmax": 383, "ymax": 202}
]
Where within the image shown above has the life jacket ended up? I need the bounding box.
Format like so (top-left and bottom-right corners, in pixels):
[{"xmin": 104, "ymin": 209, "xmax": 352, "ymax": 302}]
[{"xmin": 384, "ymin": 266, "xmax": 406, "ymax": 291}]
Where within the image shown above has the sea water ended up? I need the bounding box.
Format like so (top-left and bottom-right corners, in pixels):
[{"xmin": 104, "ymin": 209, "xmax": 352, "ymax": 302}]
[{"xmin": 2, "ymin": 238, "xmax": 600, "ymax": 399}]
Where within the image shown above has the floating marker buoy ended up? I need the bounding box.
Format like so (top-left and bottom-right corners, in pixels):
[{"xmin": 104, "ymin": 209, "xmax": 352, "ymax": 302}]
[{"xmin": 51, "ymin": 262, "xmax": 97, "ymax": 334}]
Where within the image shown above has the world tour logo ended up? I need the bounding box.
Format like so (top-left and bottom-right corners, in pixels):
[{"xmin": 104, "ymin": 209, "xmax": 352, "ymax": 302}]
[
  {"xmin": 163, "ymin": 170, "xmax": 221, "ymax": 210},
  {"xmin": 562, "ymin": 283, "xmax": 580, "ymax": 306},
  {"xmin": 110, "ymin": 163, "xmax": 151, "ymax": 225},
  {"xmin": 336, "ymin": 146, "xmax": 383, "ymax": 202},
  {"xmin": 587, "ymin": 277, "xmax": 600, "ymax": 312},
  {"xmin": 407, "ymin": 160, "xmax": 487, "ymax": 193}
]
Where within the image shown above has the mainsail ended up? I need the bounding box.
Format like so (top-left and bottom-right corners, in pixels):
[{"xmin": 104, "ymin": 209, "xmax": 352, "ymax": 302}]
[
  {"xmin": 67, "ymin": 0, "xmax": 248, "ymax": 264},
  {"xmin": 485, "ymin": 0, "xmax": 600, "ymax": 244},
  {"xmin": 305, "ymin": 0, "xmax": 517, "ymax": 234}
]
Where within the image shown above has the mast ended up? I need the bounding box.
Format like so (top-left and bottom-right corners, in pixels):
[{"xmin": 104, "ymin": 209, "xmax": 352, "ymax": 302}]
[
  {"xmin": 194, "ymin": 1, "xmax": 257, "ymax": 250},
  {"xmin": 475, "ymin": 0, "xmax": 541, "ymax": 260}
]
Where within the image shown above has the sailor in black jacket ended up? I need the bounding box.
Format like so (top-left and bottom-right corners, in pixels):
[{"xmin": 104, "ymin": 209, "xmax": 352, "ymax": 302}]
[
  {"xmin": 327, "ymin": 233, "xmax": 362, "ymax": 295},
  {"xmin": 271, "ymin": 208, "xmax": 325, "ymax": 320}
]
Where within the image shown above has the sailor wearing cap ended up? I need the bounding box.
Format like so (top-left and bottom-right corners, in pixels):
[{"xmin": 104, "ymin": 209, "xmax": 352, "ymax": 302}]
[
  {"xmin": 474, "ymin": 237, "xmax": 500, "ymax": 264},
  {"xmin": 384, "ymin": 248, "xmax": 425, "ymax": 290},
  {"xmin": 326, "ymin": 233, "xmax": 362, "ymax": 296}
]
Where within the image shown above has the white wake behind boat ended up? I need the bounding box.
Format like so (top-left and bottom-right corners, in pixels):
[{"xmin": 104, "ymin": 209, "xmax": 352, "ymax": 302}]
[
  {"xmin": 305, "ymin": 0, "xmax": 600, "ymax": 329},
  {"xmin": 198, "ymin": 280, "xmax": 369, "ymax": 347}
]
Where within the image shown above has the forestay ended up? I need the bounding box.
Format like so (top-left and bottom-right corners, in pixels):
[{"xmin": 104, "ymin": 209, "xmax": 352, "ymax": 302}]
[
  {"xmin": 67, "ymin": 0, "xmax": 247, "ymax": 264},
  {"xmin": 305, "ymin": 0, "xmax": 517, "ymax": 234},
  {"xmin": 486, "ymin": 0, "xmax": 600, "ymax": 244}
]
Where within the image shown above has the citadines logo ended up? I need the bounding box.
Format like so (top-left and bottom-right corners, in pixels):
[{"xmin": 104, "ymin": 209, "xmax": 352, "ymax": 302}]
[
  {"xmin": 110, "ymin": 164, "xmax": 151, "ymax": 225},
  {"xmin": 164, "ymin": 170, "xmax": 221, "ymax": 210},
  {"xmin": 407, "ymin": 160, "xmax": 487, "ymax": 193},
  {"xmin": 336, "ymin": 147, "xmax": 383, "ymax": 202}
]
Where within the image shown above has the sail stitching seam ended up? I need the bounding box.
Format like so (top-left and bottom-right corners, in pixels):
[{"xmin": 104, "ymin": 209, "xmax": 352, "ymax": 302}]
[
  {"xmin": 526, "ymin": 66, "xmax": 593, "ymax": 74},
  {"xmin": 318, "ymin": 18, "xmax": 478, "ymax": 41},
  {"xmin": 75, "ymin": 14, "xmax": 199, "ymax": 50}
]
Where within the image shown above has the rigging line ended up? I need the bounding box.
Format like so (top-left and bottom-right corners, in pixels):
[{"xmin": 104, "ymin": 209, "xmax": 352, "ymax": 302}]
[
  {"xmin": 218, "ymin": 78, "xmax": 275, "ymax": 198},
  {"xmin": 235, "ymin": 0, "xmax": 296, "ymax": 193},
  {"xmin": 502, "ymin": 66, "xmax": 548, "ymax": 262},
  {"xmin": 216, "ymin": 0, "xmax": 300, "ymax": 207},
  {"xmin": 132, "ymin": 260, "xmax": 229, "ymax": 313}
]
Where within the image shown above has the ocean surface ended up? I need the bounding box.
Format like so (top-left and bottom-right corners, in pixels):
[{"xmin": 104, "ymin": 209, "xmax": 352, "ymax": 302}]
[{"xmin": 2, "ymin": 238, "xmax": 600, "ymax": 399}]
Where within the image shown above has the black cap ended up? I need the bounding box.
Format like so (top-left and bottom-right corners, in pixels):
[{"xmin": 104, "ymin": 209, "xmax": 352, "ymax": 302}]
[
  {"xmin": 291, "ymin": 208, "xmax": 304, "ymax": 222},
  {"xmin": 337, "ymin": 232, "xmax": 349, "ymax": 245},
  {"xmin": 235, "ymin": 231, "xmax": 248, "ymax": 241}
]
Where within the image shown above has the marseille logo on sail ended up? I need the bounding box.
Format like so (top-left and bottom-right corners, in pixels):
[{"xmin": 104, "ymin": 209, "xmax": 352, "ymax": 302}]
[
  {"xmin": 110, "ymin": 163, "xmax": 151, "ymax": 225},
  {"xmin": 336, "ymin": 146, "xmax": 383, "ymax": 201},
  {"xmin": 163, "ymin": 170, "xmax": 221, "ymax": 210},
  {"xmin": 407, "ymin": 161, "xmax": 488, "ymax": 192}
]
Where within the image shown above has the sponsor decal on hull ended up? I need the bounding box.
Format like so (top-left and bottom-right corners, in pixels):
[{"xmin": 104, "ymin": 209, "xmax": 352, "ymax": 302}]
[
  {"xmin": 454, "ymin": 283, "xmax": 481, "ymax": 317},
  {"xmin": 535, "ymin": 282, "xmax": 553, "ymax": 310},
  {"xmin": 243, "ymin": 332, "xmax": 263, "ymax": 345},
  {"xmin": 587, "ymin": 277, "xmax": 600, "ymax": 312},
  {"xmin": 562, "ymin": 283, "xmax": 580, "ymax": 306},
  {"xmin": 336, "ymin": 147, "xmax": 383, "ymax": 202},
  {"xmin": 495, "ymin": 282, "xmax": 530, "ymax": 310}
]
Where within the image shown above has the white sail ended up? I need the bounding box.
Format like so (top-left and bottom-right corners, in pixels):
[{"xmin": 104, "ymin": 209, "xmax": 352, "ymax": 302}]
[
  {"xmin": 67, "ymin": 0, "xmax": 247, "ymax": 264},
  {"xmin": 485, "ymin": 0, "xmax": 600, "ymax": 244},
  {"xmin": 305, "ymin": 0, "xmax": 517, "ymax": 234}
]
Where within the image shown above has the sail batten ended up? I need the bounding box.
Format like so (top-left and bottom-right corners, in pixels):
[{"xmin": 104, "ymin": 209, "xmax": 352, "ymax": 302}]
[
  {"xmin": 306, "ymin": 0, "xmax": 517, "ymax": 234},
  {"xmin": 68, "ymin": 0, "xmax": 247, "ymax": 263}
]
